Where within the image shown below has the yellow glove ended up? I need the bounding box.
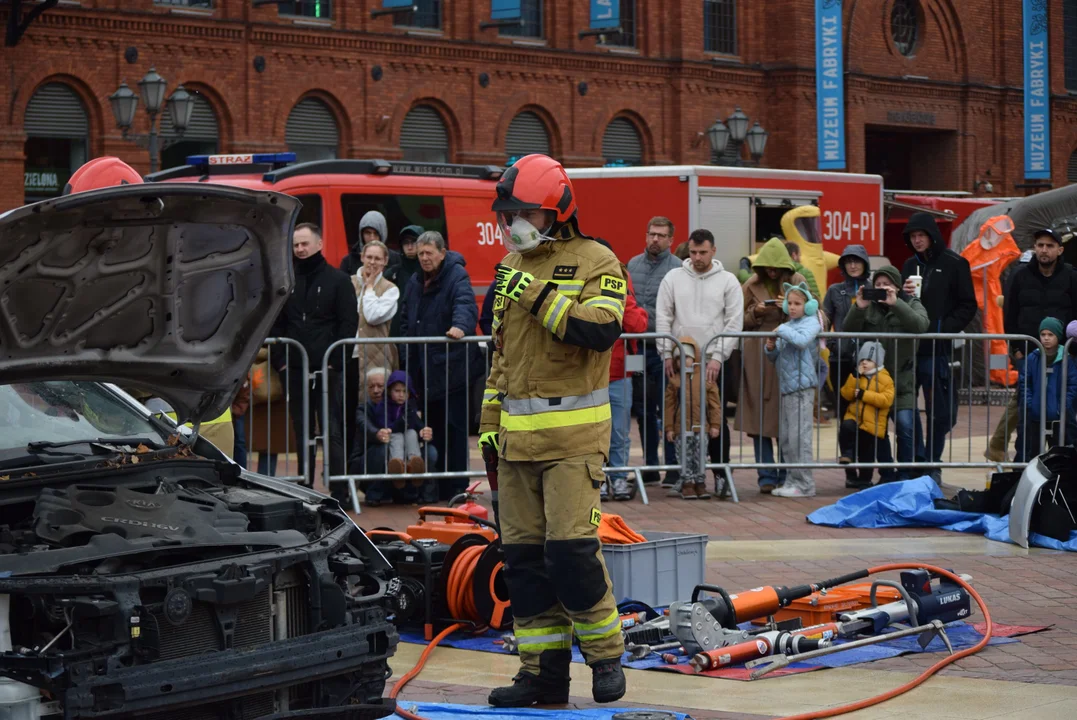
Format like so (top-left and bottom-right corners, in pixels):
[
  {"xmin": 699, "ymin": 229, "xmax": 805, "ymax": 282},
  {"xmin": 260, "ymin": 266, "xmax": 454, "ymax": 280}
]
[
  {"xmin": 479, "ymin": 431, "xmax": 501, "ymax": 456},
  {"xmin": 493, "ymin": 264, "xmax": 535, "ymax": 303}
]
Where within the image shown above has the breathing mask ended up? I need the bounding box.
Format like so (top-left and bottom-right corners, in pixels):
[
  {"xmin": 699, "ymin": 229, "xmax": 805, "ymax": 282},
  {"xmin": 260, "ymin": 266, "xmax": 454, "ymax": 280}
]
[{"xmin": 498, "ymin": 211, "xmax": 554, "ymax": 254}]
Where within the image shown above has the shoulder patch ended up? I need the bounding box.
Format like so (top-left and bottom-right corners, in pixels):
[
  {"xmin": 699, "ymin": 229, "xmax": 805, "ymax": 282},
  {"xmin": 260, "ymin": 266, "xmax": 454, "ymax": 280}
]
[
  {"xmin": 589, "ymin": 508, "xmax": 602, "ymax": 527},
  {"xmin": 552, "ymin": 265, "xmax": 578, "ymax": 280},
  {"xmin": 493, "ymin": 295, "xmax": 508, "ymax": 312},
  {"xmin": 600, "ymin": 275, "xmax": 626, "ymax": 295}
]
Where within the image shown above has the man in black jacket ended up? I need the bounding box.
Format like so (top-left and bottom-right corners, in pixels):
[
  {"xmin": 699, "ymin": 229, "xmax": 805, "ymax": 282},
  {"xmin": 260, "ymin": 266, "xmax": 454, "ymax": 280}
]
[
  {"xmin": 1001, "ymin": 229, "xmax": 1077, "ymax": 457},
  {"xmin": 271, "ymin": 223, "xmax": 360, "ymax": 487},
  {"xmin": 900, "ymin": 213, "xmax": 977, "ymax": 481}
]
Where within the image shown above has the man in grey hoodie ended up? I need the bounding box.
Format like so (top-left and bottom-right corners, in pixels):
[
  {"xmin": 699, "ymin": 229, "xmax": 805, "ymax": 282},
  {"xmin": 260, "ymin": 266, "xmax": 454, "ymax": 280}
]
[{"xmin": 340, "ymin": 210, "xmax": 401, "ymax": 278}]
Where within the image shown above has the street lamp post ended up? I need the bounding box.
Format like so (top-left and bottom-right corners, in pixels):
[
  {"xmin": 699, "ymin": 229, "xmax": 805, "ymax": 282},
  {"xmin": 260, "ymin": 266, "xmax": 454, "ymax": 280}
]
[
  {"xmin": 707, "ymin": 107, "xmax": 769, "ymax": 166},
  {"xmin": 109, "ymin": 67, "xmax": 194, "ymax": 174}
]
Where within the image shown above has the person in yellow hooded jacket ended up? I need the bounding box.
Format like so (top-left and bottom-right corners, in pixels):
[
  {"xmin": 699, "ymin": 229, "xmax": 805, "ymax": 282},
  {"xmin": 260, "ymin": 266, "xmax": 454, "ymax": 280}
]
[
  {"xmin": 838, "ymin": 341, "xmax": 895, "ymax": 489},
  {"xmin": 480, "ymin": 154, "xmax": 627, "ymax": 708}
]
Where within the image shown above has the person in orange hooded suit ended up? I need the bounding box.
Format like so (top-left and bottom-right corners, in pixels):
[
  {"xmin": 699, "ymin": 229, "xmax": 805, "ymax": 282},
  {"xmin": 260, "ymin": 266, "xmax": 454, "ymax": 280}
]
[{"xmin": 960, "ymin": 216, "xmax": 1021, "ymax": 387}]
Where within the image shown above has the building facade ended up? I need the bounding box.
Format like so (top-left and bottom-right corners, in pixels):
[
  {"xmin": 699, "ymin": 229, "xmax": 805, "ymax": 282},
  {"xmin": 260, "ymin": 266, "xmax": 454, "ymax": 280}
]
[{"xmin": 1, "ymin": 0, "xmax": 1076, "ymax": 211}]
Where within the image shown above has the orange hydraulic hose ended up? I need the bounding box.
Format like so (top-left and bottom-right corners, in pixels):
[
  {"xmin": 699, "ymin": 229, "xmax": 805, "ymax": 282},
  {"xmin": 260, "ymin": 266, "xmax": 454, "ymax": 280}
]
[
  {"xmin": 445, "ymin": 544, "xmax": 485, "ymax": 625},
  {"xmin": 773, "ymin": 562, "xmax": 993, "ymax": 720},
  {"xmin": 390, "ymin": 562, "xmax": 993, "ymax": 720},
  {"xmin": 389, "ymin": 622, "xmax": 464, "ymax": 720}
]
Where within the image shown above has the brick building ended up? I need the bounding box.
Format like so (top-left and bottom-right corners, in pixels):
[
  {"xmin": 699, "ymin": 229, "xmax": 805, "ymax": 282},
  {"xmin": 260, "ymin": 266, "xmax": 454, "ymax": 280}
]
[{"xmin": 2, "ymin": 0, "xmax": 1076, "ymax": 211}]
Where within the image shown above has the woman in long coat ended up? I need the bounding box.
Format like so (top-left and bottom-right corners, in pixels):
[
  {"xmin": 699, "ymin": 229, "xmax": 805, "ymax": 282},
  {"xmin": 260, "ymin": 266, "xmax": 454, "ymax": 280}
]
[
  {"xmin": 352, "ymin": 240, "xmax": 399, "ymax": 405},
  {"xmin": 735, "ymin": 238, "xmax": 806, "ymax": 493}
]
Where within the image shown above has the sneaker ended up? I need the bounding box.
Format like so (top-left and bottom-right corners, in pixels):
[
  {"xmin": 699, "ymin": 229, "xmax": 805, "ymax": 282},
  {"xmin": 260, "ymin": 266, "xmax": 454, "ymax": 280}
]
[
  {"xmin": 599, "ymin": 484, "xmax": 610, "ymax": 501},
  {"xmin": 661, "ymin": 471, "xmax": 681, "ymax": 488},
  {"xmin": 406, "ymin": 456, "xmax": 426, "ymax": 486},
  {"xmin": 758, "ymin": 481, "xmax": 777, "ymax": 494},
  {"xmin": 772, "ymin": 485, "xmax": 816, "ymax": 498},
  {"xmin": 590, "ymin": 658, "xmax": 626, "ymax": 703},
  {"xmin": 838, "ymin": 456, "xmax": 852, "ymax": 465},
  {"xmin": 488, "ymin": 672, "xmax": 570, "ymax": 708},
  {"xmin": 388, "ymin": 458, "xmax": 406, "ymax": 488},
  {"xmin": 611, "ymin": 477, "xmax": 633, "ymax": 501},
  {"xmin": 714, "ymin": 471, "xmax": 731, "ymax": 500},
  {"xmin": 694, "ymin": 482, "xmax": 712, "ymax": 500},
  {"xmin": 680, "ymin": 483, "xmax": 699, "ymax": 500}
]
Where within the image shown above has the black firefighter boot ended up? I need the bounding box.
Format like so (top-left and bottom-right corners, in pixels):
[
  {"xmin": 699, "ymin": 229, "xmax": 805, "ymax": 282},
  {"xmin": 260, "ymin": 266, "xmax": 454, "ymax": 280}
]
[
  {"xmin": 591, "ymin": 657, "xmax": 627, "ymax": 703},
  {"xmin": 487, "ymin": 650, "xmax": 571, "ymax": 707}
]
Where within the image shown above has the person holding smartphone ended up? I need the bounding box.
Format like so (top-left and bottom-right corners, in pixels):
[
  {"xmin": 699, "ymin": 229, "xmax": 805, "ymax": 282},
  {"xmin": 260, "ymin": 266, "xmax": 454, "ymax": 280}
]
[
  {"xmin": 842, "ymin": 266, "xmax": 930, "ymax": 482},
  {"xmin": 736, "ymin": 238, "xmax": 808, "ymax": 493}
]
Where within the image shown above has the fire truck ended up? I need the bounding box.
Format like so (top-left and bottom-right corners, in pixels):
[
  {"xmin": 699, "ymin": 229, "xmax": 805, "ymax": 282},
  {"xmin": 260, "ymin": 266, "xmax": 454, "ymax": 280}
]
[
  {"xmin": 566, "ymin": 165, "xmax": 885, "ymax": 277},
  {"xmin": 148, "ymin": 154, "xmax": 885, "ymax": 290}
]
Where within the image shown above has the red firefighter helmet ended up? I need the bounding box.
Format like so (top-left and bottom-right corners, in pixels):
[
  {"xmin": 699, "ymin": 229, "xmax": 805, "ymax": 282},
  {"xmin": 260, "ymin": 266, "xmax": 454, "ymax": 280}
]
[
  {"xmin": 63, "ymin": 157, "xmax": 143, "ymax": 195},
  {"xmin": 491, "ymin": 154, "xmax": 578, "ymax": 225}
]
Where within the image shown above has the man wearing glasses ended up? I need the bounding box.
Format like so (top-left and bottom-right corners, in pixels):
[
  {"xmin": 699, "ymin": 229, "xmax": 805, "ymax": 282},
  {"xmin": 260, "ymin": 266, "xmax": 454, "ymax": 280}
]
[{"xmin": 627, "ymin": 217, "xmax": 683, "ymax": 487}]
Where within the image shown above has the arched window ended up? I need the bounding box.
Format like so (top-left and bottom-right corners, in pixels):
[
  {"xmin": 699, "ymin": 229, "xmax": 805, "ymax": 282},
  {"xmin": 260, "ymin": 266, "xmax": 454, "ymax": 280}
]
[
  {"xmin": 160, "ymin": 94, "xmax": 219, "ymax": 170},
  {"xmin": 286, "ymin": 98, "xmax": 340, "ymax": 162},
  {"xmin": 400, "ymin": 105, "xmax": 449, "ymax": 163},
  {"xmin": 23, "ymin": 83, "xmax": 89, "ymax": 202},
  {"xmin": 602, "ymin": 117, "xmax": 643, "ymax": 166},
  {"xmin": 505, "ymin": 111, "xmax": 551, "ymax": 162}
]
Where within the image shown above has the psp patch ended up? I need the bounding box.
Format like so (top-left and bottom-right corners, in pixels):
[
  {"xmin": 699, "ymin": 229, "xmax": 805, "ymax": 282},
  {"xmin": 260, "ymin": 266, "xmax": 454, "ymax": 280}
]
[
  {"xmin": 589, "ymin": 508, "xmax": 602, "ymax": 527},
  {"xmin": 599, "ymin": 275, "xmax": 626, "ymax": 296}
]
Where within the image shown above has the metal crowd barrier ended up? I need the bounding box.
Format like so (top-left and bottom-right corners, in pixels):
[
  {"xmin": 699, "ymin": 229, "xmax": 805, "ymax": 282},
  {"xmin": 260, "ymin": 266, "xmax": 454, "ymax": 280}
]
[
  {"xmin": 242, "ymin": 337, "xmax": 311, "ymax": 485},
  {"xmin": 314, "ymin": 333, "xmax": 689, "ymax": 513},
  {"xmin": 699, "ymin": 331, "xmax": 1047, "ymax": 480}
]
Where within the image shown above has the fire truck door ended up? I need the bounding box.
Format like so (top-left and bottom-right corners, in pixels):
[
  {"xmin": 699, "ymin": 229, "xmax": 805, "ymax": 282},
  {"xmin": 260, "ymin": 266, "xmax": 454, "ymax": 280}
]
[{"xmin": 699, "ymin": 193, "xmax": 752, "ymax": 274}]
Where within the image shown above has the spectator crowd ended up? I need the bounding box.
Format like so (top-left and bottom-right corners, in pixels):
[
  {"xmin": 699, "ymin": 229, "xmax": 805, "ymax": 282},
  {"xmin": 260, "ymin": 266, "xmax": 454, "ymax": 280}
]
[{"xmin": 225, "ymin": 206, "xmax": 1077, "ymax": 507}]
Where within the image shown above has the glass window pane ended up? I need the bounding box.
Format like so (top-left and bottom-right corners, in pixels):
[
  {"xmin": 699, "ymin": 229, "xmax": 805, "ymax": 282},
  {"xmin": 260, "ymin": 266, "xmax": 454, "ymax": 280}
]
[
  {"xmin": 500, "ymin": 0, "xmax": 543, "ymax": 38},
  {"xmin": 279, "ymin": 1, "xmax": 332, "ymax": 19},
  {"xmin": 400, "ymin": 0, "xmax": 441, "ymax": 29},
  {"xmin": 295, "ymin": 194, "xmax": 325, "ymax": 230},
  {"xmin": 598, "ymin": 0, "xmax": 636, "ymax": 48},
  {"xmin": 703, "ymin": 0, "xmax": 736, "ymax": 55},
  {"xmin": 341, "ymin": 194, "xmax": 448, "ymax": 253}
]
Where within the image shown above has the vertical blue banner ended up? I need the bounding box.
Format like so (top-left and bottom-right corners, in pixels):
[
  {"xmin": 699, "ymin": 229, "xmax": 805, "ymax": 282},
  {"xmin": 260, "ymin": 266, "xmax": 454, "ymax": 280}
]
[
  {"xmin": 815, "ymin": 0, "xmax": 845, "ymax": 170},
  {"xmin": 492, "ymin": 0, "xmax": 522, "ymax": 21},
  {"xmin": 1023, "ymin": 0, "xmax": 1050, "ymax": 180},
  {"xmin": 591, "ymin": 0, "xmax": 619, "ymax": 29}
]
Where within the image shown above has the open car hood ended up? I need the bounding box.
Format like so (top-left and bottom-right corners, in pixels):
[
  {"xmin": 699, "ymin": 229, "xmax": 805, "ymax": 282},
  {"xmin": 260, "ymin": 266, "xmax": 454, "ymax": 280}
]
[{"xmin": 0, "ymin": 184, "xmax": 299, "ymax": 425}]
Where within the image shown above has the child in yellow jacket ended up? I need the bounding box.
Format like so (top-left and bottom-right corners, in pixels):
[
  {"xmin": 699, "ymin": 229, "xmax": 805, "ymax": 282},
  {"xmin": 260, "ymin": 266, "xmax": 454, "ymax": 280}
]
[{"xmin": 838, "ymin": 341, "xmax": 896, "ymax": 489}]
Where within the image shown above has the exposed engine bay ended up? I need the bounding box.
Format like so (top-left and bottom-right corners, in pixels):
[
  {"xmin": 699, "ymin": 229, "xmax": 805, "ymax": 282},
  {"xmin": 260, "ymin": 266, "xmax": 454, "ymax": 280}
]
[{"xmin": 0, "ymin": 457, "xmax": 400, "ymax": 719}]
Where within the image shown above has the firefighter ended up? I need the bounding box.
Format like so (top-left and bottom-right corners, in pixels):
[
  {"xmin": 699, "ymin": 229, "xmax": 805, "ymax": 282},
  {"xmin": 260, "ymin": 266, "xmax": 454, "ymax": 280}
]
[{"xmin": 481, "ymin": 154, "xmax": 627, "ymax": 707}]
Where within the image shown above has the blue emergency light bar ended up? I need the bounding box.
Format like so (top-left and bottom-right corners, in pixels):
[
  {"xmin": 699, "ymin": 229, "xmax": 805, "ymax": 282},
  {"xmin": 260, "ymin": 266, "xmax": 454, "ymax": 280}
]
[{"xmin": 185, "ymin": 152, "xmax": 297, "ymax": 167}]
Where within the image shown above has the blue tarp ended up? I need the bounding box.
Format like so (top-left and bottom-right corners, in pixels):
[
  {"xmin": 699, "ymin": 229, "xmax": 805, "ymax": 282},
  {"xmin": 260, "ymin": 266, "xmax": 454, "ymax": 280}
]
[
  {"xmin": 806, "ymin": 477, "xmax": 1077, "ymax": 551},
  {"xmin": 396, "ymin": 704, "xmax": 689, "ymax": 720}
]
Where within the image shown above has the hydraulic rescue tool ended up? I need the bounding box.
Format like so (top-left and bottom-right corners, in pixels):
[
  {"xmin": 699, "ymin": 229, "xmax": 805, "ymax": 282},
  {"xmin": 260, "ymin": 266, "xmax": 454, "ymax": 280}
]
[
  {"xmin": 689, "ymin": 630, "xmax": 831, "ymax": 671},
  {"xmin": 746, "ymin": 619, "xmax": 955, "ymax": 678}
]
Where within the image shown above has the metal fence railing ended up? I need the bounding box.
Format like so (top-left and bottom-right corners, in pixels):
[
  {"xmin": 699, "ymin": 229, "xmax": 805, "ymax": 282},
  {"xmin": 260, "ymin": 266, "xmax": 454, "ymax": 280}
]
[
  {"xmin": 699, "ymin": 331, "xmax": 1047, "ymax": 483},
  {"xmin": 241, "ymin": 337, "xmax": 311, "ymax": 485}
]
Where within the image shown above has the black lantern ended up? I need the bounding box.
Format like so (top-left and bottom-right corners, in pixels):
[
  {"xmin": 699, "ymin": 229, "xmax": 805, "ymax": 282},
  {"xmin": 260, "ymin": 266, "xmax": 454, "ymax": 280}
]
[
  {"xmin": 706, "ymin": 118, "xmax": 730, "ymax": 156},
  {"xmin": 109, "ymin": 81, "xmax": 139, "ymax": 132},
  {"xmin": 746, "ymin": 122, "xmax": 769, "ymax": 160},
  {"xmin": 138, "ymin": 67, "xmax": 168, "ymax": 114},
  {"xmin": 167, "ymin": 85, "xmax": 194, "ymax": 135}
]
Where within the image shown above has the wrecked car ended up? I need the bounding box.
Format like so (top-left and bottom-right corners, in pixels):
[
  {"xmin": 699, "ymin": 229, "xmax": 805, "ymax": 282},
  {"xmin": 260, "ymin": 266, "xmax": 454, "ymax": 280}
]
[{"xmin": 0, "ymin": 184, "xmax": 399, "ymax": 719}]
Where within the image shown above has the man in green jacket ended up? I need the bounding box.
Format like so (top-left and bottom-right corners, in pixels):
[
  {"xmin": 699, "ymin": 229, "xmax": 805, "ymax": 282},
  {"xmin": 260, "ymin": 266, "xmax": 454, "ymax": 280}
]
[{"xmin": 843, "ymin": 265, "xmax": 930, "ymax": 482}]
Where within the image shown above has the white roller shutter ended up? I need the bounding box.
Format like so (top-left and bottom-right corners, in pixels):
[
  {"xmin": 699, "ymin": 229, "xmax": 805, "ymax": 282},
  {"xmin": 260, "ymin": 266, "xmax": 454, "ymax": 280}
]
[
  {"xmin": 400, "ymin": 105, "xmax": 449, "ymax": 163},
  {"xmin": 602, "ymin": 117, "xmax": 643, "ymax": 165},
  {"xmin": 699, "ymin": 193, "xmax": 752, "ymax": 274},
  {"xmin": 25, "ymin": 83, "xmax": 88, "ymax": 138},
  {"xmin": 286, "ymin": 98, "xmax": 339, "ymax": 161},
  {"xmin": 505, "ymin": 111, "xmax": 550, "ymax": 159},
  {"xmin": 161, "ymin": 95, "xmax": 218, "ymax": 141}
]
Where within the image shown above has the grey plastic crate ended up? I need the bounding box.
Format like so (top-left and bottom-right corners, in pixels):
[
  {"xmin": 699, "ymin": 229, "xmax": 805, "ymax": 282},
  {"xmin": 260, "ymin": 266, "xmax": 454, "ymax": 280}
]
[{"xmin": 601, "ymin": 530, "xmax": 708, "ymax": 608}]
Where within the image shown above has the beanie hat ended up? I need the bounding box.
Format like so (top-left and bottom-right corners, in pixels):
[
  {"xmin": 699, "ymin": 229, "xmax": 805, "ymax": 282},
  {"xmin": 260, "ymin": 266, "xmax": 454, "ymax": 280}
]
[
  {"xmin": 1040, "ymin": 317, "xmax": 1064, "ymax": 340},
  {"xmin": 1067, "ymin": 320, "xmax": 1077, "ymax": 340},
  {"xmin": 858, "ymin": 341, "xmax": 886, "ymax": 367}
]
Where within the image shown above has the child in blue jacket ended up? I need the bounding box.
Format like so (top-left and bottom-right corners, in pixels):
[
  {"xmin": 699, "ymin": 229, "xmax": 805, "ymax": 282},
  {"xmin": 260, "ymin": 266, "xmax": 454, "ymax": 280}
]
[
  {"xmin": 765, "ymin": 282, "xmax": 822, "ymax": 498},
  {"xmin": 1017, "ymin": 317, "xmax": 1077, "ymax": 462}
]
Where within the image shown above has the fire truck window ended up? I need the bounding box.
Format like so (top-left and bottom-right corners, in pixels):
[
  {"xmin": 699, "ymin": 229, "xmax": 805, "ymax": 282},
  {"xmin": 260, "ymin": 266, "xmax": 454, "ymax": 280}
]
[
  {"xmin": 295, "ymin": 194, "xmax": 324, "ymax": 230},
  {"xmin": 341, "ymin": 194, "xmax": 448, "ymax": 253},
  {"xmin": 755, "ymin": 207, "xmax": 787, "ymax": 244}
]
